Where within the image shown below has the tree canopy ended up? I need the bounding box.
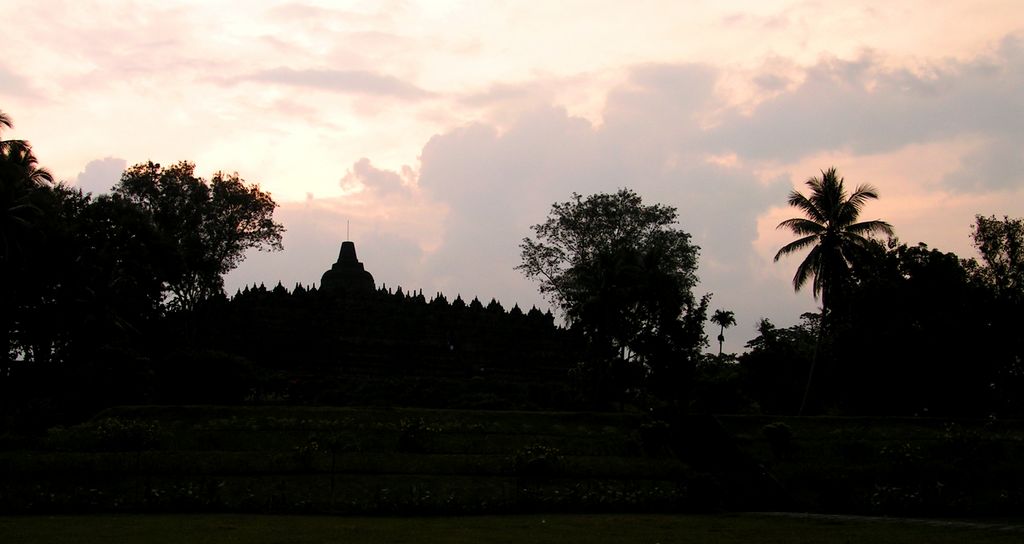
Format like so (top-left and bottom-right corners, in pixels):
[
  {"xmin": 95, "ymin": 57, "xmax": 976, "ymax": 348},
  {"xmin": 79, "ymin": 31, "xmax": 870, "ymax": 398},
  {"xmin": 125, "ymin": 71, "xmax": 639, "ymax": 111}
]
[
  {"xmin": 518, "ymin": 189, "xmax": 706, "ymax": 408},
  {"xmin": 972, "ymin": 214, "xmax": 1024, "ymax": 299},
  {"xmin": 7, "ymin": 105, "xmax": 1024, "ymax": 426},
  {"xmin": 774, "ymin": 167, "xmax": 893, "ymax": 318},
  {"xmin": 518, "ymin": 189, "xmax": 699, "ymax": 314},
  {"xmin": 113, "ymin": 161, "xmax": 284, "ymax": 311},
  {"xmin": 710, "ymin": 309, "xmax": 736, "ymax": 356}
]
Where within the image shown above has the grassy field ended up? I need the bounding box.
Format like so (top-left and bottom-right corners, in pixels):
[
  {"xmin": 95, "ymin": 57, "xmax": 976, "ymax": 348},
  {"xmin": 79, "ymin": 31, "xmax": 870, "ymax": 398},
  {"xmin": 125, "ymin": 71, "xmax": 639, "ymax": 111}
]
[
  {"xmin": 716, "ymin": 415, "xmax": 1024, "ymax": 515},
  {"xmin": 2, "ymin": 406, "xmax": 698, "ymax": 514},
  {"xmin": 1, "ymin": 513, "xmax": 1023, "ymax": 544},
  {"xmin": 5, "ymin": 406, "xmax": 1024, "ymax": 516}
]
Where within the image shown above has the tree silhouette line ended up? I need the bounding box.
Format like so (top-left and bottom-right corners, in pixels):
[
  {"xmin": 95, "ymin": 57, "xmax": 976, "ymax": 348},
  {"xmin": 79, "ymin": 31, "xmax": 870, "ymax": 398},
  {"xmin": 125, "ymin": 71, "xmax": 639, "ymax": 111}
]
[{"xmin": 2, "ymin": 109, "xmax": 1023, "ymax": 427}]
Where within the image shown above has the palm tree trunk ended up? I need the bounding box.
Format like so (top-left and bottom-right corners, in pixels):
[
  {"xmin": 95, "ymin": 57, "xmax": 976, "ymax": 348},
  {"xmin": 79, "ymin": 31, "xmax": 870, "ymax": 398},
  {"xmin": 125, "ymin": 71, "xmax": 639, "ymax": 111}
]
[
  {"xmin": 798, "ymin": 326, "xmax": 822, "ymax": 415},
  {"xmin": 799, "ymin": 300, "xmax": 828, "ymax": 416}
]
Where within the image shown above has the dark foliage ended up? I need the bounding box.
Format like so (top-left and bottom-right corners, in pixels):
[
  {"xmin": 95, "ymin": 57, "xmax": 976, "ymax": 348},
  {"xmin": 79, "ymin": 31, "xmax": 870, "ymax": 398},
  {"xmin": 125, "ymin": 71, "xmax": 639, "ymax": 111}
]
[
  {"xmin": 739, "ymin": 315, "xmax": 818, "ymax": 415},
  {"xmin": 4, "ymin": 111, "xmax": 1024, "ymax": 431},
  {"xmin": 519, "ymin": 189, "xmax": 707, "ymax": 410},
  {"xmin": 774, "ymin": 167, "xmax": 894, "ymax": 320},
  {"xmin": 743, "ymin": 234, "xmax": 1024, "ymax": 416},
  {"xmin": 113, "ymin": 161, "xmax": 284, "ymax": 311}
]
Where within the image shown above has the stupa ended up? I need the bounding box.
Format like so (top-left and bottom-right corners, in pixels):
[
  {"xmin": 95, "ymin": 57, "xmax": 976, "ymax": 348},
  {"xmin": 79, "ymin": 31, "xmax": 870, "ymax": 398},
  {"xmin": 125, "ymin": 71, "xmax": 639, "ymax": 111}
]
[{"xmin": 320, "ymin": 241, "xmax": 375, "ymax": 294}]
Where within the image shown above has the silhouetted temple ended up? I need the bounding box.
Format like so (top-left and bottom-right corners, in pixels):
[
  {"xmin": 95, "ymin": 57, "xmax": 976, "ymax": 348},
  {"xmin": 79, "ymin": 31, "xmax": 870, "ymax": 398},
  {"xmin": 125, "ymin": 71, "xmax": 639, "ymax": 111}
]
[{"xmin": 320, "ymin": 241, "xmax": 375, "ymax": 294}]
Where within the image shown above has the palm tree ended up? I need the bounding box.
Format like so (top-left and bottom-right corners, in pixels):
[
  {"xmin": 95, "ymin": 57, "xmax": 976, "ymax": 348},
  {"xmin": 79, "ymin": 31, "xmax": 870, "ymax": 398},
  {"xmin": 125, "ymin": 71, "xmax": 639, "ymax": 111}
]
[
  {"xmin": 0, "ymin": 110, "xmax": 25, "ymax": 156},
  {"xmin": 1, "ymin": 143, "xmax": 54, "ymax": 186},
  {"xmin": 0, "ymin": 111, "xmax": 52, "ymax": 186},
  {"xmin": 1, "ymin": 112, "xmax": 53, "ymax": 261},
  {"xmin": 774, "ymin": 167, "xmax": 893, "ymax": 320},
  {"xmin": 774, "ymin": 168, "xmax": 893, "ymax": 414},
  {"xmin": 710, "ymin": 309, "xmax": 735, "ymax": 357}
]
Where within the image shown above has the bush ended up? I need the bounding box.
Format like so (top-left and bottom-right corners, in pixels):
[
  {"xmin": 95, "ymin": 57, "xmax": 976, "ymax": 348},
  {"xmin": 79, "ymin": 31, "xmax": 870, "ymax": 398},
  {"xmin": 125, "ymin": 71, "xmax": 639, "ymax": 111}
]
[
  {"xmin": 47, "ymin": 417, "xmax": 160, "ymax": 451},
  {"xmin": 637, "ymin": 420, "xmax": 674, "ymax": 456},
  {"xmin": 397, "ymin": 418, "xmax": 438, "ymax": 453},
  {"xmin": 513, "ymin": 444, "xmax": 563, "ymax": 481},
  {"xmin": 761, "ymin": 421, "xmax": 793, "ymax": 456}
]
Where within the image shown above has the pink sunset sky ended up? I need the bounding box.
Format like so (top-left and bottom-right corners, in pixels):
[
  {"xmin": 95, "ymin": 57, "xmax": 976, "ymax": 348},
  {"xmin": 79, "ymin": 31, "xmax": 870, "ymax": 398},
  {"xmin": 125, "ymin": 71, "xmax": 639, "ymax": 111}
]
[{"xmin": 4, "ymin": 1, "xmax": 1023, "ymax": 352}]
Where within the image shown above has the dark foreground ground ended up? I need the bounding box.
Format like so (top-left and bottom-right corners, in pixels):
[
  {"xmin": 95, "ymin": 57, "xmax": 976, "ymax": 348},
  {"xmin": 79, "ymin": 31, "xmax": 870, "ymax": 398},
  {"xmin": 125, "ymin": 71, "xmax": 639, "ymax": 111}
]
[
  {"xmin": 2, "ymin": 513, "xmax": 1024, "ymax": 544},
  {"xmin": 6, "ymin": 407, "xmax": 1024, "ymax": 516}
]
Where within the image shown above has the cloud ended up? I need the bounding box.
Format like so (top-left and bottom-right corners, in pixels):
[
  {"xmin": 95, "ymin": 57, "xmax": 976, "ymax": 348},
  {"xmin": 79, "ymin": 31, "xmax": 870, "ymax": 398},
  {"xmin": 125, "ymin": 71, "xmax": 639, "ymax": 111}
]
[
  {"xmin": 709, "ymin": 35, "xmax": 1024, "ymax": 165},
  {"xmin": 340, "ymin": 158, "xmax": 412, "ymax": 195},
  {"xmin": 243, "ymin": 67, "xmax": 431, "ymax": 99},
  {"xmin": 225, "ymin": 196, "xmax": 430, "ymax": 295},
  {"xmin": 226, "ymin": 34, "xmax": 1024, "ymax": 352},
  {"xmin": 258, "ymin": 62, "xmax": 832, "ymax": 346},
  {"xmin": 411, "ymin": 76, "xmax": 794, "ymax": 338},
  {"xmin": 74, "ymin": 157, "xmax": 126, "ymax": 195},
  {"xmin": 0, "ymin": 65, "xmax": 36, "ymax": 98},
  {"xmin": 942, "ymin": 138, "xmax": 1024, "ymax": 192},
  {"xmin": 265, "ymin": 2, "xmax": 392, "ymax": 27}
]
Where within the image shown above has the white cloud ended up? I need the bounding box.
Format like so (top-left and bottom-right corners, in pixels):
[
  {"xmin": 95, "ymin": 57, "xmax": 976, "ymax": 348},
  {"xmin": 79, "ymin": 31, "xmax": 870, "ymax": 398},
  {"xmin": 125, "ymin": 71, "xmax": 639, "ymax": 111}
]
[
  {"xmin": 340, "ymin": 158, "xmax": 413, "ymax": 195},
  {"xmin": 8, "ymin": 1, "xmax": 1023, "ymax": 353},
  {"xmin": 229, "ymin": 35, "xmax": 1024, "ymax": 350},
  {"xmin": 0, "ymin": 65, "xmax": 35, "ymax": 98},
  {"xmin": 709, "ymin": 35, "xmax": 1024, "ymax": 167},
  {"xmin": 243, "ymin": 67, "xmax": 432, "ymax": 99},
  {"xmin": 73, "ymin": 157, "xmax": 126, "ymax": 195}
]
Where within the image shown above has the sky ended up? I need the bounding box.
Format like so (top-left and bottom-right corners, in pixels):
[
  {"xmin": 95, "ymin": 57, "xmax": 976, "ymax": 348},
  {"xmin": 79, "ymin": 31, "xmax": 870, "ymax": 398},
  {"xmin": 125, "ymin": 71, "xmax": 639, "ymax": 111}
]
[{"xmin": 3, "ymin": 1, "xmax": 1023, "ymax": 352}]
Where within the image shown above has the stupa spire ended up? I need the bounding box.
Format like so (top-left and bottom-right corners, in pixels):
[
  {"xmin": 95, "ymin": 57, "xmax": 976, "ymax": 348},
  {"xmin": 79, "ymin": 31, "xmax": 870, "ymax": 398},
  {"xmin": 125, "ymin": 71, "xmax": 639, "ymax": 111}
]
[{"xmin": 320, "ymin": 239, "xmax": 375, "ymax": 295}]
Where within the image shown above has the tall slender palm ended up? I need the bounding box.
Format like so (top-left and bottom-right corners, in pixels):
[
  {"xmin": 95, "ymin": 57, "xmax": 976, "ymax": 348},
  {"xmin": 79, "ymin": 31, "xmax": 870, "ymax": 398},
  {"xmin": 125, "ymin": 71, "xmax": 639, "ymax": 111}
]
[
  {"xmin": 710, "ymin": 309, "xmax": 735, "ymax": 357},
  {"xmin": 774, "ymin": 168, "xmax": 892, "ymax": 414},
  {"xmin": 0, "ymin": 110, "xmax": 51, "ymax": 365},
  {"xmin": 774, "ymin": 168, "xmax": 893, "ymax": 319}
]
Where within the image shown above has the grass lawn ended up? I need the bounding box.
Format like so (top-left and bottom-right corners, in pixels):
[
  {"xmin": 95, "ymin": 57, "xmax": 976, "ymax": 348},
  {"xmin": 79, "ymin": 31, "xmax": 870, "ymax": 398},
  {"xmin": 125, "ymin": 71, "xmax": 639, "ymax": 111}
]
[{"xmin": 1, "ymin": 513, "xmax": 1022, "ymax": 544}]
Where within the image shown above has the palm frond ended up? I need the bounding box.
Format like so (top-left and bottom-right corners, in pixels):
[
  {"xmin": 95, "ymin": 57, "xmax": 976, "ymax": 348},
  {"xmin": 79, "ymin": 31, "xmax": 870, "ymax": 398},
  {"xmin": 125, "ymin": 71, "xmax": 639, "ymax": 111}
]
[
  {"xmin": 845, "ymin": 219, "xmax": 894, "ymax": 238},
  {"xmin": 775, "ymin": 234, "xmax": 820, "ymax": 261},
  {"xmin": 836, "ymin": 185, "xmax": 880, "ymax": 224},
  {"xmin": 29, "ymin": 167, "xmax": 55, "ymax": 185},
  {"xmin": 787, "ymin": 191, "xmax": 827, "ymax": 224},
  {"xmin": 775, "ymin": 167, "xmax": 891, "ymax": 307},
  {"xmin": 847, "ymin": 184, "xmax": 880, "ymax": 206},
  {"xmin": 777, "ymin": 218, "xmax": 824, "ymax": 236},
  {"xmin": 792, "ymin": 245, "xmax": 821, "ymax": 294}
]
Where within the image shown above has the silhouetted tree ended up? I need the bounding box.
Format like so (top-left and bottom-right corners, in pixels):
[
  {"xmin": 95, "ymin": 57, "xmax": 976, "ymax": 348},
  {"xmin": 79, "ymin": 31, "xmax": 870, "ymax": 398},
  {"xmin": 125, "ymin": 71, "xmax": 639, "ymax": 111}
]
[
  {"xmin": 967, "ymin": 215, "xmax": 1024, "ymax": 413},
  {"xmin": 971, "ymin": 215, "xmax": 1024, "ymax": 299},
  {"xmin": 829, "ymin": 239, "xmax": 996, "ymax": 415},
  {"xmin": 16, "ymin": 187, "xmax": 173, "ymax": 363},
  {"xmin": 0, "ymin": 110, "xmax": 48, "ymax": 182},
  {"xmin": 518, "ymin": 189, "xmax": 705, "ymax": 409},
  {"xmin": 739, "ymin": 314, "xmax": 818, "ymax": 414},
  {"xmin": 0, "ymin": 111, "xmax": 52, "ymax": 263},
  {"xmin": 1, "ymin": 113, "xmax": 55, "ymax": 365},
  {"xmin": 775, "ymin": 168, "xmax": 894, "ymax": 319},
  {"xmin": 710, "ymin": 309, "xmax": 736, "ymax": 357},
  {"xmin": 774, "ymin": 168, "xmax": 892, "ymax": 413},
  {"xmin": 113, "ymin": 161, "xmax": 284, "ymax": 311}
]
